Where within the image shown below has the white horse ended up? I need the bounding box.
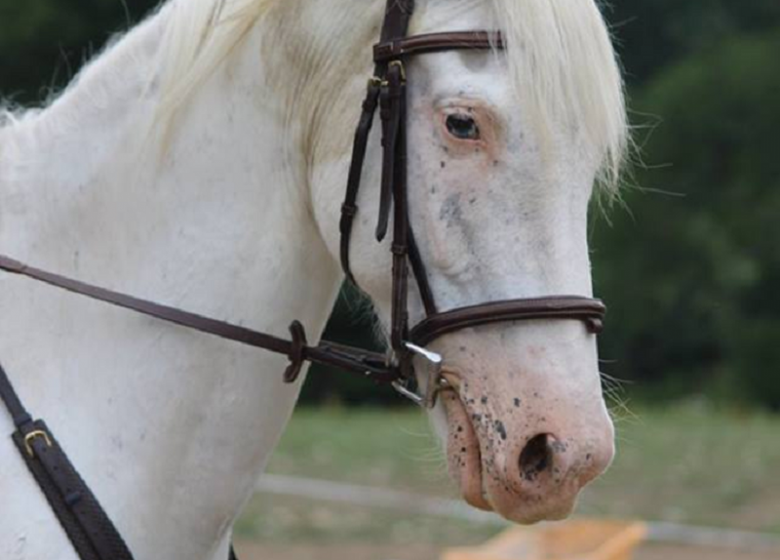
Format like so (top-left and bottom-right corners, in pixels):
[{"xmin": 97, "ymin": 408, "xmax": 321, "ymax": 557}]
[{"xmin": 0, "ymin": 0, "xmax": 627, "ymax": 558}]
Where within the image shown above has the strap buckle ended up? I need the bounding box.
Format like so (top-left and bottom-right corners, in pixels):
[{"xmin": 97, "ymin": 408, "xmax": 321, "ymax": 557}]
[
  {"xmin": 24, "ymin": 429, "xmax": 52, "ymax": 458},
  {"xmin": 388, "ymin": 60, "xmax": 407, "ymax": 82},
  {"xmin": 392, "ymin": 342, "xmax": 447, "ymax": 409}
]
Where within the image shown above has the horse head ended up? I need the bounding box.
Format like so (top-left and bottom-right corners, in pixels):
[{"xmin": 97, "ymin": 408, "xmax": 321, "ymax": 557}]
[{"xmin": 309, "ymin": 0, "xmax": 627, "ymax": 523}]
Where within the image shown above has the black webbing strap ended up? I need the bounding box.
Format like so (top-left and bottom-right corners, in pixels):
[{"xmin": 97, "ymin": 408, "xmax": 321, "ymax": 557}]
[
  {"xmin": 0, "ymin": 362, "xmax": 135, "ymax": 560},
  {"xmin": 2, "ymin": 364, "xmax": 242, "ymax": 560},
  {"xmin": 0, "ymin": 361, "xmax": 32, "ymax": 429}
]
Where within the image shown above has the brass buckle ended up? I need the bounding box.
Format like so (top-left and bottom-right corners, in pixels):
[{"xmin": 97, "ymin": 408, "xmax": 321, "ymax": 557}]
[
  {"xmin": 24, "ymin": 429, "xmax": 52, "ymax": 458},
  {"xmin": 388, "ymin": 60, "xmax": 407, "ymax": 81},
  {"xmin": 392, "ymin": 342, "xmax": 448, "ymax": 409},
  {"xmin": 371, "ymin": 61, "xmax": 407, "ymax": 90}
]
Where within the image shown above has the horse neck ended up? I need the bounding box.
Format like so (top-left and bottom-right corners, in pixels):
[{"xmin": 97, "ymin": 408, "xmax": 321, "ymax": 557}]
[
  {"xmin": 0, "ymin": 5, "xmax": 346, "ymax": 559},
  {"xmin": 1, "ymin": 4, "xmax": 344, "ymax": 328}
]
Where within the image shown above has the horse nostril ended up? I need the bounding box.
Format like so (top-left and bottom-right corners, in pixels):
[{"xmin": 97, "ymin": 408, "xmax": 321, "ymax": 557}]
[{"xmin": 519, "ymin": 433, "xmax": 553, "ymax": 481}]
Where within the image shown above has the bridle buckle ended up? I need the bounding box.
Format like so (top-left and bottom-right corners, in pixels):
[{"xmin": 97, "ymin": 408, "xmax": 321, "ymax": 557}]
[
  {"xmin": 24, "ymin": 429, "xmax": 52, "ymax": 458},
  {"xmin": 388, "ymin": 60, "xmax": 407, "ymax": 81},
  {"xmin": 392, "ymin": 342, "xmax": 446, "ymax": 409}
]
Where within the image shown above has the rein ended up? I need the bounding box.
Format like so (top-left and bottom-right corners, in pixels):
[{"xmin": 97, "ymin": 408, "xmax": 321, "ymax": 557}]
[{"xmin": 0, "ymin": 255, "xmax": 396, "ymax": 385}]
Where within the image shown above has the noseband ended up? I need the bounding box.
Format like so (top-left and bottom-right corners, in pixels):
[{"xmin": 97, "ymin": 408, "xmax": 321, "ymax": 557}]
[{"xmin": 0, "ymin": 0, "xmax": 605, "ymax": 410}]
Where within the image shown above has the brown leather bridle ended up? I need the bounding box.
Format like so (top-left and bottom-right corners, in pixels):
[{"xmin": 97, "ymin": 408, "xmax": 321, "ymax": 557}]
[
  {"xmin": 338, "ymin": 0, "xmax": 605, "ymax": 405},
  {"xmin": 0, "ymin": 0, "xmax": 606, "ymax": 409}
]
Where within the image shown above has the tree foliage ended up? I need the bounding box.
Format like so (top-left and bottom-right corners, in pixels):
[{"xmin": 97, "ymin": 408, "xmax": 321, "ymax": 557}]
[
  {"xmin": 607, "ymin": 0, "xmax": 780, "ymax": 85},
  {"xmin": 0, "ymin": 0, "xmax": 159, "ymax": 105},
  {"xmin": 594, "ymin": 28, "xmax": 780, "ymax": 409}
]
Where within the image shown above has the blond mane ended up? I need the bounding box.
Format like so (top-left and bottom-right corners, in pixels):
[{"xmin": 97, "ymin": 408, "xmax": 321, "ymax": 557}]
[{"xmin": 157, "ymin": 0, "xmax": 627, "ymax": 188}]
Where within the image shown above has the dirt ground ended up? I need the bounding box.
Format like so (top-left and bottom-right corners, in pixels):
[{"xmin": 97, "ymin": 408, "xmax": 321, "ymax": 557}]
[{"xmin": 235, "ymin": 541, "xmax": 780, "ymax": 560}]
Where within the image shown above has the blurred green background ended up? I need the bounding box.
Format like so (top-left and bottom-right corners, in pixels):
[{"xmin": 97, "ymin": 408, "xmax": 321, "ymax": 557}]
[{"xmin": 1, "ymin": 1, "xmax": 778, "ymax": 412}]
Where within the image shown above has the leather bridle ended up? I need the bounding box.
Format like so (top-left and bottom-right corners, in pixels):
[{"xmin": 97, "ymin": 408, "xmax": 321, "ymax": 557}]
[
  {"xmin": 338, "ymin": 0, "xmax": 605, "ymax": 405},
  {"xmin": 0, "ymin": 0, "xmax": 606, "ymax": 410}
]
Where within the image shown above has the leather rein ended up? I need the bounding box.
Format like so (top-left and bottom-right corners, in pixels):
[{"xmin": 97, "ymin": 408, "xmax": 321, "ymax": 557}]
[{"xmin": 0, "ymin": 0, "xmax": 606, "ymax": 409}]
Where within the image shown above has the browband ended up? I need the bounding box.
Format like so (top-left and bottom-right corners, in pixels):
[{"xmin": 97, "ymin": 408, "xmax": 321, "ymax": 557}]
[{"xmin": 374, "ymin": 31, "xmax": 504, "ymax": 62}]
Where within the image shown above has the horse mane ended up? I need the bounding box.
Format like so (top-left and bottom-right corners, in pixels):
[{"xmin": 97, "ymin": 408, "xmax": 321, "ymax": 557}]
[
  {"xmin": 156, "ymin": 0, "xmax": 627, "ymax": 190},
  {"xmin": 155, "ymin": 0, "xmax": 273, "ymax": 122},
  {"xmin": 0, "ymin": 0, "xmax": 627, "ymax": 191}
]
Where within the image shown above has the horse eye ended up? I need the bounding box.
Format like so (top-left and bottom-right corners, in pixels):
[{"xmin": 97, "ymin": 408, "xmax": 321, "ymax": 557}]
[{"xmin": 445, "ymin": 114, "xmax": 480, "ymax": 141}]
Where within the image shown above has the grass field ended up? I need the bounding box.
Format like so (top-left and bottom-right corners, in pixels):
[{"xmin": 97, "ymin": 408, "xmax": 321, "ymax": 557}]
[{"xmin": 236, "ymin": 400, "xmax": 780, "ymax": 546}]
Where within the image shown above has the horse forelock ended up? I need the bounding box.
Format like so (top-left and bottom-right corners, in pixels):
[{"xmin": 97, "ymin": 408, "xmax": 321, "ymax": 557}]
[{"xmin": 153, "ymin": 0, "xmax": 627, "ymax": 191}]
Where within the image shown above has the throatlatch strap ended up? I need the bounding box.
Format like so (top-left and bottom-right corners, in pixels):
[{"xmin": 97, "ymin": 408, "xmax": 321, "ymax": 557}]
[
  {"xmin": 340, "ymin": 80, "xmax": 381, "ymax": 284},
  {"xmin": 340, "ymin": 0, "xmax": 416, "ymax": 286}
]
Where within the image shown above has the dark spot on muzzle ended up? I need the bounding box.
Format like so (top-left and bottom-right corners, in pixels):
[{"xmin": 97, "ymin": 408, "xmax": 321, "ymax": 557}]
[{"xmin": 494, "ymin": 420, "xmax": 507, "ymax": 441}]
